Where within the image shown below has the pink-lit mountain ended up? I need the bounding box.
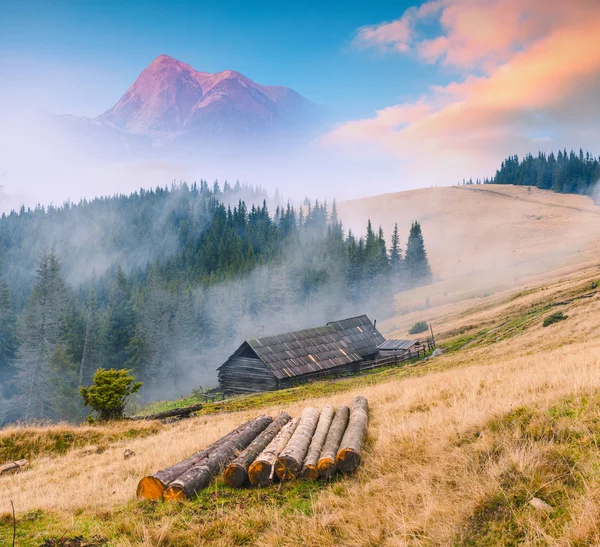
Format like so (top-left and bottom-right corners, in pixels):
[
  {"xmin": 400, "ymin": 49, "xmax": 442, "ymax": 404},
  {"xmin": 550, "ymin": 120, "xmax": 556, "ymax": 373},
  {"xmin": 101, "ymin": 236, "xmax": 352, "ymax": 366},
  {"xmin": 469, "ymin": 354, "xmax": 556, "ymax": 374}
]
[{"xmin": 97, "ymin": 55, "xmax": 317, "ymax": 140}]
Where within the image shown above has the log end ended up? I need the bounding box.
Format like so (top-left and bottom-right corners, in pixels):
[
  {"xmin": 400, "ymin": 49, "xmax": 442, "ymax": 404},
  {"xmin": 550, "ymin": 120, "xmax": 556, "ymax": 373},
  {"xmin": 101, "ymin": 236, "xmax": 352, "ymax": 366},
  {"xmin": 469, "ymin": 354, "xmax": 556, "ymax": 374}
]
[
  {"xmin": 317, "ymin": 457, "xmax": 336, "ymax": 479},
  {"xmin": 248, "ymin": 460, "xmax": 272, "ymax": 487},
  {"xmin": 163, "ymin": 485, "xmax": 186, "ymax": 503},
  {"xmin": 275, "ymin": 456, "xmax": 300, "ymax": 481},
  {"xmin": 336, "ymin": 448, "xmax": 361, "ymax": 473},
  {"xmin": 136, "ymin": 476, "xmax": 166, "ymax": 501},
  {"xmin": 300, "ymin": 464, "xmax": 319, "ymax": 481},
  {"xmin": 224, "ymin": 463, "xmax": 248, "ymax": 488}
]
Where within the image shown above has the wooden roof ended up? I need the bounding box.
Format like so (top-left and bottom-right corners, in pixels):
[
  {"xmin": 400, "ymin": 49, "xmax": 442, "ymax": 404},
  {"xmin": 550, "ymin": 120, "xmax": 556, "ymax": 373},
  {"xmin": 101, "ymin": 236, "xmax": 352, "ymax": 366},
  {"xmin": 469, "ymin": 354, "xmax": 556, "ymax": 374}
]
[
  {"xmin": 219, "ymin": 315, "xmax": 384, "ymax": 380},
  {"xmin": 378, "ymin": 339, "xmax": 418, "ymax": 351},
  {"xmin": 326, "ymin": 315, "xmax": 386, "ymax": 358}
]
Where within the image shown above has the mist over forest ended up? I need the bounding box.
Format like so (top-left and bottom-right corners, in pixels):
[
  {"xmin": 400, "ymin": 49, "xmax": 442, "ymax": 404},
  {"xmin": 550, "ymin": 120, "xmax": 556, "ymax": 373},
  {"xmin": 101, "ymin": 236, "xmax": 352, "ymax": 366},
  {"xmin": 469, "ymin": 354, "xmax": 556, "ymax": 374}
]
[{"xmin": 0, "ymin": 181, "xmax": 432, "ymax": 424}]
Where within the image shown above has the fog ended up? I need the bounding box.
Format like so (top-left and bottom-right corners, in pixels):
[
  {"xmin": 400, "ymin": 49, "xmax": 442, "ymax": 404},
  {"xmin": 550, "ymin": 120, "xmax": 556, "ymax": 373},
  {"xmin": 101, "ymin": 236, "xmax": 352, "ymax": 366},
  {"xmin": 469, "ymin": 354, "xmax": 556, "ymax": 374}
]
[
  {"xmin": 2, "ymin": 105, "xmax": 600, "ymax": 421},
  {"xmin": 0, "ymin": 111, "xmax": 412, "ymax": 216}
]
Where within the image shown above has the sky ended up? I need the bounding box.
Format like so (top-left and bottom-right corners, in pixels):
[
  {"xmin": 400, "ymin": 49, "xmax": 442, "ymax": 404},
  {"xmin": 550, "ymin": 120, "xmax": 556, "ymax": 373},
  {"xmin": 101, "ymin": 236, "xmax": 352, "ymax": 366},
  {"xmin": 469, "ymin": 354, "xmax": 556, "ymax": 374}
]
[
  {"xmin": 1, "ymin": 0, "xmax": 600, "ymax": 209},
  {"xmin": 1, "ymin": 0, "xmax": 433, "ymax": 119}
]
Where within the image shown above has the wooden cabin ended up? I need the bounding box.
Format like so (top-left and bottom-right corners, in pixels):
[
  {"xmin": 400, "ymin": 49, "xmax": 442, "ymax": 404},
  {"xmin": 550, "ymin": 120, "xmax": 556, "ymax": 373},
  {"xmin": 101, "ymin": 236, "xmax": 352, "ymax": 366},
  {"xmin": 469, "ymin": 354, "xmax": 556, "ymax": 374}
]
[
  {"xmin": 217, "ymin": 315, "xmax": 385, "ymax": 394},
  {"xmin": 377, "ymin": 339, "xmax": 420, "ymax": 358}
]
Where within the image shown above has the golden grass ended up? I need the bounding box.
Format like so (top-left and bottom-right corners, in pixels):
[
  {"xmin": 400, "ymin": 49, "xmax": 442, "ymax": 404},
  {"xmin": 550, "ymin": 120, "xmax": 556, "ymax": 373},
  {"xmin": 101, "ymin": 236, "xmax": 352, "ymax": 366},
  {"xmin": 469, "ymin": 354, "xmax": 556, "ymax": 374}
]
[
  {"xmin": 0, "ymin": 420, "xmax": 161, "ymax": 462},
  {"xmin": 2, "ymin": 263, "xmax": 600, "ymax": 545},
  {"xmin": 2, "ymin": 186, "xmax": 600, "ymax": 545},
  {"xmin": 339, "ymin": 184, "xmax": 600, "ymax": 328}
]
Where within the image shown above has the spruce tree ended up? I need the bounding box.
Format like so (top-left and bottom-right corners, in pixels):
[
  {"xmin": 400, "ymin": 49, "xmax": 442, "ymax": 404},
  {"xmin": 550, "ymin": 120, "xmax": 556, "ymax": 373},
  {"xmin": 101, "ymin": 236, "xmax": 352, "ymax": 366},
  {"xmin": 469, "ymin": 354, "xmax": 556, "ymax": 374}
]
[
  {"xmin": 0, "ymin": 262, "xmax": 16, "ymax": 401},
  {"xmin": 104, "ymin": 265, "xmax": 135, "ymax": 369},
  {"xmin": 404, "ymin": 221, "xmax": 432, "ymax": 283},
  {"xmin": 80, "ymin": 284, "xmax": 101, "ymax": 386},
  {"xmin": 128, "ymin": 268, "xmax": 171, "ymax": 389},
  {"xmin": 389, "ymin": 223, "xmax": 403, "ymax": 274},
  {"xmin": 14, "ymin": 249, "xmax": 67, "ymax": 420},
  {"xmin": 50, "ymin": 344, "xmax": 84, "ymax": 422}
]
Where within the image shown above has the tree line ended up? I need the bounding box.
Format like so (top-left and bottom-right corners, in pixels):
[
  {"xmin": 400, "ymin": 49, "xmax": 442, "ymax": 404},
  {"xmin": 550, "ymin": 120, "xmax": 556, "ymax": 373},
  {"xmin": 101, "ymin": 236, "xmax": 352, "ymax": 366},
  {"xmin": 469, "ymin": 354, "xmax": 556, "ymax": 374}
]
[
  {"xmin": 483, "ymin": 149, "xmax": 600, "ymax": 199},
  {"xmin": 0, "ymin": 184, "xmax": 431, "ymax": 424}
]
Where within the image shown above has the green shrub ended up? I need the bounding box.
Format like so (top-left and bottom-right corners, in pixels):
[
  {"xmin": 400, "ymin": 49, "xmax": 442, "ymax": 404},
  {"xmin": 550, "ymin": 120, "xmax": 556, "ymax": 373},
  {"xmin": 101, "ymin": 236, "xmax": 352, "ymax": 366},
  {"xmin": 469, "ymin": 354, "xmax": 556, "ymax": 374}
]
[
  {"xmin": 80, "ymin": 368, "xmax": 142, "ymax": 421},
  {"xmin": 409, "ymin": 321, "xmax": 429, "ymax": 335},
  {"xmin": 543, "ymin": 312, "xmax": 568, "ymax": 328}
]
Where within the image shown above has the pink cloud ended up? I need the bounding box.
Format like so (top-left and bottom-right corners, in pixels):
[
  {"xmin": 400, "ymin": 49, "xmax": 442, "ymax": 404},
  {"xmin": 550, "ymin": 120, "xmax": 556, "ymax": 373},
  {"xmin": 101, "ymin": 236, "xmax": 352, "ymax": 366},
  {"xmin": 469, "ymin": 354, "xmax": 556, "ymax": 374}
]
[
  {"xmin": 329, "ymin": 0, "xmax": 600, "ymax": 184},
  {"xmin": 354, "ymin": 0, "xmax": 598, "ymax": 71}
]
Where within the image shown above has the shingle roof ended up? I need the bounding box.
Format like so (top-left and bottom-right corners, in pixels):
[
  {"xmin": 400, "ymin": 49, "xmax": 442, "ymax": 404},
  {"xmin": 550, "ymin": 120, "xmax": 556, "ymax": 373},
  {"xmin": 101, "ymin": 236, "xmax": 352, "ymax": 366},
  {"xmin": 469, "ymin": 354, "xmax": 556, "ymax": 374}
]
[
  {"xmin": 378, "ymin": 339, "xmax": 418, "ymax": 351},
  {"xmin": 326, "ymin": 315, "xmax": 386, "ymax": 358},
  {"xmin": 221, "ymin": 315, "xmax": 384, "ymax": 380},
  {"xmin": 246, "ymin": 326, "xmax": 361, "ymax": 380}
]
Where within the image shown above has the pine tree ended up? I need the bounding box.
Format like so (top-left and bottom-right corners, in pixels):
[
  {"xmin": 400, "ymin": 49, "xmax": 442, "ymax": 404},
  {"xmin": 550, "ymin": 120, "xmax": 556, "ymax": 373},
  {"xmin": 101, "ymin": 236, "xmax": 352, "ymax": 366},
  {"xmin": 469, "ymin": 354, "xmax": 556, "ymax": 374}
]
[
  {"xmin": 404, "ymin": 221, "xmax": 432, "ymax": 284},
  {"xmin": 389, "ymin": 223, "xmax": 403, "ymax": 274},
  {"xmin": 14, "ymin": 249, "xmax": 67, "ymax": 420},
  {"xmin": 0, "ymin": 262, "xmax": 16, "ymax": 401},
  {"xmin": 104, "ymin": 265, "xmax": 135, "ymax": 369},
  {"xmin": 80, "ymin": 284, "xmax": 101, "ymax": 386},
  {"xmin": 128, "ymin": 268, "xmax": 171, "ymax": 389},
  {"xmin": 50, "ymin": 344, "xmax": 84, "ymax": 422},
  {"xmin": 376, "ymin": 226, "xmax": 389, "ymax": 272}
]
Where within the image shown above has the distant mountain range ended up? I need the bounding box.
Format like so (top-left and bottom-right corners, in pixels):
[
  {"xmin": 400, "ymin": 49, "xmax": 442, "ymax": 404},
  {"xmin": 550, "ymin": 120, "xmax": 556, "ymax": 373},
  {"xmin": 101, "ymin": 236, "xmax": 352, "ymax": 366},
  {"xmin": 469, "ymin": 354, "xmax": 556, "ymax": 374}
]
[{"xmin": 40, "ymin": 55, "xmax": 321, "ymax": 156}]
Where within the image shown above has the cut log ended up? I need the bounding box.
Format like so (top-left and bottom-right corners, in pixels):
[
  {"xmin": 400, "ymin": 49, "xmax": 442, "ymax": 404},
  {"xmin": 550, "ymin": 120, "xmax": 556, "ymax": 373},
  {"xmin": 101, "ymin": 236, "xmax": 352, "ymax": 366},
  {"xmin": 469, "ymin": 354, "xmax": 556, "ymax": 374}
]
[
  {"xmin": 137, "ymin": 414, "xmax": 270, "ymax": 500},
  {"xmin": 129, "ymin": 403, "xmax": 203, "ymax": 421},
  {"xmin": 275, "ymin": 407, "xmax": 320, "ymax": 481},
  {"xmin": 163, "ymin": 414, "xmax": 273, "ymax": 501},
  {"xmin": 224, "ymin": 411, "xmax": 291, "ymax": 488},
  {"xmin": 0, "ymin": 459, "xmax": 29, "ymax": 476},
  {"xmin": 300, "ymin": 404, "xmax": 335, "ymax": 480},
  {"xmin": 317, "ymin": 405, "xmax": 350, "ymax": 479},
  {"xmin": 248, "ymin": 417, "xmax": 300, "ymax": 487},
  {"xmin": 336, "ymin": 395, "xmax": 369, "ymax": 473}
]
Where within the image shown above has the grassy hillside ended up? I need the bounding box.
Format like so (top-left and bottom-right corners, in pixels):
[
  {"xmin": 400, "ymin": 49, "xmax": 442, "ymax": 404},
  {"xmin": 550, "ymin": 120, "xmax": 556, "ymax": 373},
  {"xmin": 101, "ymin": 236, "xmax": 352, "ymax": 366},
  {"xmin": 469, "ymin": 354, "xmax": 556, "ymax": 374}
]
[{"xmin": 2, "ymin": 185, "xmax": 600, "ymax": 546}]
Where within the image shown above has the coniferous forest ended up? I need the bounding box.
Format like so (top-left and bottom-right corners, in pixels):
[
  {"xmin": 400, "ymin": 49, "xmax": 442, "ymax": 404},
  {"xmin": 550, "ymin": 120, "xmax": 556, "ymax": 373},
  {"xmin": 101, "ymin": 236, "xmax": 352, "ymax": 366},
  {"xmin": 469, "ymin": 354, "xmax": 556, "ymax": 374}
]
[
  {"xmin": 473, "ymin": 149, "xmax": 600, "ymax": 200},
  {"xmin": 0, "ymin": 181, "xmax": 432, "ymax": 424}
]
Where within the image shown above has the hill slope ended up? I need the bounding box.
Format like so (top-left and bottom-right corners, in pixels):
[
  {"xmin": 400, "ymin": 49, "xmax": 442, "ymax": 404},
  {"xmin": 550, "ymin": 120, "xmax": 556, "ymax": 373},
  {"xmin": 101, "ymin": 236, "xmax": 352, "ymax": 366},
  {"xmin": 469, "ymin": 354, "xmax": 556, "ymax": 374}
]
[
  {"xmin": 2, "ymin": 186, "xmax": 600, "ymax": 546},
  {"xmin": 339, "ymin": 184, "xmax": 600, "ymax": 326}
]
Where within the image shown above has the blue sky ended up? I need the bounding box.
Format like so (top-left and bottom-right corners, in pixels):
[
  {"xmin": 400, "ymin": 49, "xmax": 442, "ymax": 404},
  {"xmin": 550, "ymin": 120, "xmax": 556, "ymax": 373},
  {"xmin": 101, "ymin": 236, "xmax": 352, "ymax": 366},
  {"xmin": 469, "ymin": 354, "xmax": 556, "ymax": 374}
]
[
  {"xmin": 2, "ymin": 0, "xmax": 598, "ymax": 212},
  {"xmin": 1, "ymin": 0, "xmax": 439, "ymax": 118}
]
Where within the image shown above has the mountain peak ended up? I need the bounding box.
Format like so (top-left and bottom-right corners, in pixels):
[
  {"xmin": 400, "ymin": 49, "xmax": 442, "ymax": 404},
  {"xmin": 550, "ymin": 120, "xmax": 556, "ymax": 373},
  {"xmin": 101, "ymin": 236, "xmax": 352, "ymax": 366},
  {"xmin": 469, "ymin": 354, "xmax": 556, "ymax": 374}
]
[
  {"xmin": 151, "ymin": 54, "xmax": 178, "ymax": 64},
  {"xmin": 97, "ymin": 55, "xmax": 316, "ymax": 139},
  {"xmin": 147, "ymin": 54, "xmax": 195, "ymax": 72}
]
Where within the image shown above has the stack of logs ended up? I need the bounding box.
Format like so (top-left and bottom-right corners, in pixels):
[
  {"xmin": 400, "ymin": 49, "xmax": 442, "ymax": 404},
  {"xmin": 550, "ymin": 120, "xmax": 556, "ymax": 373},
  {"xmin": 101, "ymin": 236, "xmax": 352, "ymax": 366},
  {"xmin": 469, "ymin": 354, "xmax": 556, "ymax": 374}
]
[{"xmin": 137, "ymin": 395, "xmax": 368, "ymax": 501}]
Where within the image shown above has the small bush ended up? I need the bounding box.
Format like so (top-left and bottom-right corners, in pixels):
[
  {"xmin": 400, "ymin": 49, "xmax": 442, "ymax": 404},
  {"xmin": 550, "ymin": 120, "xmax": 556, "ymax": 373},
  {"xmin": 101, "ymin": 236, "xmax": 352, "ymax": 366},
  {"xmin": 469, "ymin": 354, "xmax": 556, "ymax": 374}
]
[
  {"xmin": 80, "ymin": 369, "xmax": 142, "ymax": 421},
  {"xmin": 409, "ymin": 321, "xmax": 429, "ymax": 335},
  {"xmin": 543, "ymin": 312, "xmax": 568, "ymax": 327}
]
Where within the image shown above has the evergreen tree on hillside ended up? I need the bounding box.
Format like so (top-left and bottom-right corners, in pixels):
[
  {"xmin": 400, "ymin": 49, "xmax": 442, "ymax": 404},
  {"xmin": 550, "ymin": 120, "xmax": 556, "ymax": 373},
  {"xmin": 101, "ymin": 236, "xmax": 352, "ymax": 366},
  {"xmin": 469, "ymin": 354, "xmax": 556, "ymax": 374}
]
[
  {"xmin": 0, "ymin": 262, "xmax": 16, "ymax": 400},
  {"xmin": 0, "ymin": 178, "xmax": 441, "ymax": 423},
  {"xmin": 404, "ymin": 221, "xmax": 432, "ymax": 283},
  {"xmin": 487, "ymin": 148, "xmax": 600, "ymax": 198},
  {"xmin": 389, "ymin": 223, "xmax": 403, "ymax": 274},
  {"xmin": 104, "ymin": 265, "xmax": 135, "ymax": 369},
  {"xmin": 50, "ymin": 344, "xmax": 84, "ymax": 421},
  {"xmin": 80, "ymin": 284, "xmax": 102, "ymax": 386},
  {"xmin": 128, "ymin": 268, "xmax": 172, "ymax": 388},
  {"xmin": 14, "ymin": 249, "xmax": 67, "ymax": 420}
]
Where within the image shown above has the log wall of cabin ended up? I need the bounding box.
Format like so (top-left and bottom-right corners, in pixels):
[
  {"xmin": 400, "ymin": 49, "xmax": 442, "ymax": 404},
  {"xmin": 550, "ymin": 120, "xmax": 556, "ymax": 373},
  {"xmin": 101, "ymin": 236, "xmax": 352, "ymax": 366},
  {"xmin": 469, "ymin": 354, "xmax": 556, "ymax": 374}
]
[{"xmin": 218, "ymin": 357, "xmax": 278, "ymax": 393}]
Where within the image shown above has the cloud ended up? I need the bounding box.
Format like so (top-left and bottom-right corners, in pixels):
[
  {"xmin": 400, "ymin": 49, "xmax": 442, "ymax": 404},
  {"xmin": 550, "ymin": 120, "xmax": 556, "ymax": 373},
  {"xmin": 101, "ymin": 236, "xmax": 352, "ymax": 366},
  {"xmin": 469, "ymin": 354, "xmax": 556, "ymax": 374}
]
[{"xmin": 328, "ymin": 0, "xmax": 600, "ymax": 183}]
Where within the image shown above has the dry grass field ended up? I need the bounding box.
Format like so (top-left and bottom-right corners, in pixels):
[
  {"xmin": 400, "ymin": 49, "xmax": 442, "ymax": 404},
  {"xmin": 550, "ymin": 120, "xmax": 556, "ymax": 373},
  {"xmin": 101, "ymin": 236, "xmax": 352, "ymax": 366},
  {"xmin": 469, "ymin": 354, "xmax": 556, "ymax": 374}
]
[{"xmin": 2, "ymin": 185, "xmax": 600, "ymax": 546}]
